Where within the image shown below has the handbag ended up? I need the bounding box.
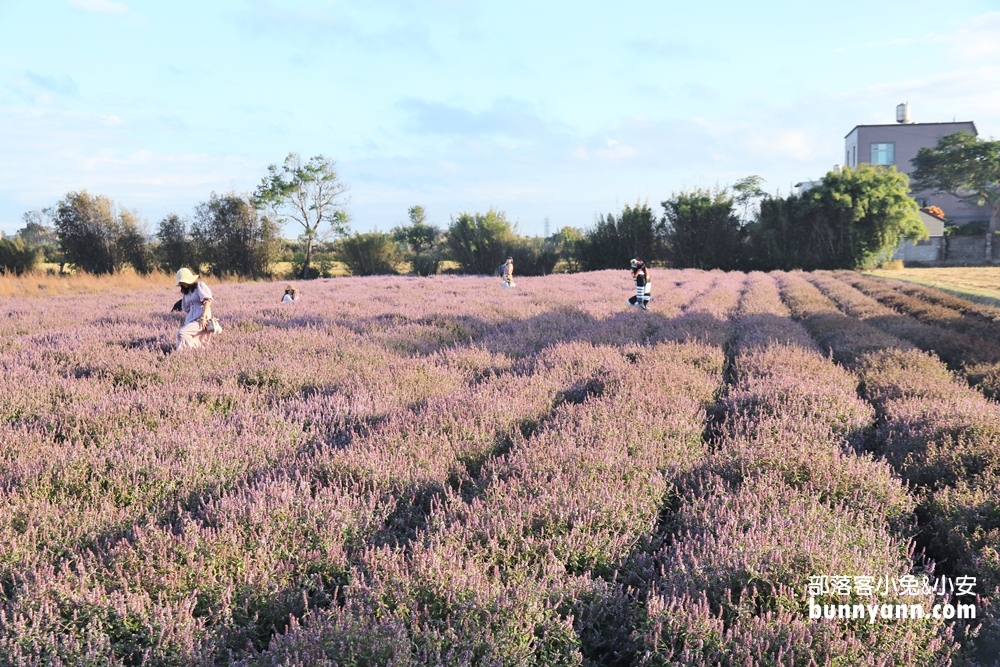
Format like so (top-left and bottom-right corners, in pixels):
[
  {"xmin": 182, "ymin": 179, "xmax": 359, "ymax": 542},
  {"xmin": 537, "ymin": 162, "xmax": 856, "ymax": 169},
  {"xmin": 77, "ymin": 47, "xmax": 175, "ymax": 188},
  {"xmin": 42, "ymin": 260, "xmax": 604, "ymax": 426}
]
[{"xmin": 205, "ymin": 317, "xmax": 223, "ymax": 334}]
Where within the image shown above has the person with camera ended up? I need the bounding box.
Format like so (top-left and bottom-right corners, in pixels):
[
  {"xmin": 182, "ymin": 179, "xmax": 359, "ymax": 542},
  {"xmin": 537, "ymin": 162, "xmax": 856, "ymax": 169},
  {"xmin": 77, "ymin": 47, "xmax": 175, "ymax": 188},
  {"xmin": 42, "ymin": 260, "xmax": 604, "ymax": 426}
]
[
  {"xmin": 628, "ymin": 258, "xmax": 650, "ymax": 310},
  {"xmin": 174, "ymin": 267, "xmax": 217, "ymax": 350}
]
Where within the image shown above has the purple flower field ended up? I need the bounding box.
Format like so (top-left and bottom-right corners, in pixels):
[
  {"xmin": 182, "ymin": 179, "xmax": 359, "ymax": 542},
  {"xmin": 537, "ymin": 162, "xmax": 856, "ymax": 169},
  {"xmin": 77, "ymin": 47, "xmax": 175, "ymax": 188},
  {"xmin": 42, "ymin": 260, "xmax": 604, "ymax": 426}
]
[{"xmin": 0, "ymin": 270, "xmax": 996, "ymax": 665}]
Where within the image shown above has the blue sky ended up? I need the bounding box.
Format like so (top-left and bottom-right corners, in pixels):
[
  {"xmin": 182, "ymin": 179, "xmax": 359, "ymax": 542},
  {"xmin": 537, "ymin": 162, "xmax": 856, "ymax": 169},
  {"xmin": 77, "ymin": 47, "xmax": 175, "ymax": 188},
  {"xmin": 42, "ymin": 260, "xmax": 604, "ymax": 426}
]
[{"xmin": 2, "ymin": 0, "xmax": 999, "ymax": 237}]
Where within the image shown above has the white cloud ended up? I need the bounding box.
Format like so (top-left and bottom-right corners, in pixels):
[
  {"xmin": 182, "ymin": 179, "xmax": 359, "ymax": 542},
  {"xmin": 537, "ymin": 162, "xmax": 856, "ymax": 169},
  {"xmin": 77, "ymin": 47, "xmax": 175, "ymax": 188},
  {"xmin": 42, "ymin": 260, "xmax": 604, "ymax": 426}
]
[
  {"xmin": 947, "ymin": 12, "xmax": 1000, "ymax": 62},
  {"xmin": 69, "ymin": 0, "xmax": 130, "ymax": 14},
  {"xmin": 745, "ymin": 129, "xmax": 815, "ymax": 161},
  {"xmin": 0, "ymin": 107, "xmax": 263, "ymax": 230}
]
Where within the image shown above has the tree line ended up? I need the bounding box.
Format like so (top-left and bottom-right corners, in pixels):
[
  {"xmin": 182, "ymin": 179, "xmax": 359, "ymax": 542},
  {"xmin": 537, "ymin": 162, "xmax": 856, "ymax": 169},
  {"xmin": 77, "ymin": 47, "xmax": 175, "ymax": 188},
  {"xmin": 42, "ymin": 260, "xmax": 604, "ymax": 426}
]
[{"xmin": 7, "ymin": 130, "xmax": 995, "ymax": 277}]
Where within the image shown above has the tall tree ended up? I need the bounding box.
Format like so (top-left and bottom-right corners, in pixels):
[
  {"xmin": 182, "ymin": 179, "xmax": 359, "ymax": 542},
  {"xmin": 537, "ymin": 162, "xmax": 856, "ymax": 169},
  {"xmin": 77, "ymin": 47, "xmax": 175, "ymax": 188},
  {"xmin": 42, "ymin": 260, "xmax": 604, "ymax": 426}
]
[
  {"xmin": 192, "ymin": 193, "xmax": 280, "ymax": 278},
  {"xmin": 52, "ymin": 191, "xmax": 149, "ymax": 275},
  {"xmin": 747, "ymin": 164, "xmax": 926, "ymax": 270},
  {"xmin": 446, "ymin": 208, "xmax": 516, "ymax": 274},
  {"xmin": 393, "ymin": 205, "xmax": 444, "ymax": 276},
  {"xmin": 118, "ymin": 209, "xmax": 153, "ymax": 275},
  {"xmin": 53, "ymin": 191, "xmax": 119, "ymax": 274},
  {"xmin": 731, "ymin": 175, "xmax": 767, "ymax": 225},
  {"xmin": 577, "ymin": 202, "xmax": 664, "ymax": 271},
  {"xmin": 911, "ymin": 131, "xmax": 1000, "ymax": 233},
  {"xmin": 662, "ymin": 189, "xmax": 743, "ymax": 270},
  {"xmin": 255, "ymin": 153, "xmax": 350, "ymax": 278},
  {"xmin": 443, "ymin": 208, "xmax": 557, "ymax": 276},
  {"xmin": 155, "ymin": 214, "xmax": 196, "ymax": 272}
]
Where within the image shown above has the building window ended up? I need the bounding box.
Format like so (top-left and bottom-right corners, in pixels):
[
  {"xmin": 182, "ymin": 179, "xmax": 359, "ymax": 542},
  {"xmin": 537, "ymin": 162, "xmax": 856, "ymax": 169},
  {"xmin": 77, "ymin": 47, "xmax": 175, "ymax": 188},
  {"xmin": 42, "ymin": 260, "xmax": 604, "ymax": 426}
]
[{"xmin": 871, "ymin": 142, "xmax": 895, "ymax": 165}]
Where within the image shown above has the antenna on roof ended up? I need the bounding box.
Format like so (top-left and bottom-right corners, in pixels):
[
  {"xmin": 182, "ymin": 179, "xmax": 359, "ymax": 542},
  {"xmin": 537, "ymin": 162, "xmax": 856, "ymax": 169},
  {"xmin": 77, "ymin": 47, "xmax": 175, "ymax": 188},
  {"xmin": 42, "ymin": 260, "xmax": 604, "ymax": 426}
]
[{"xmin": 896, "ymin": 102, "xmax": 910, "ymax": 124}]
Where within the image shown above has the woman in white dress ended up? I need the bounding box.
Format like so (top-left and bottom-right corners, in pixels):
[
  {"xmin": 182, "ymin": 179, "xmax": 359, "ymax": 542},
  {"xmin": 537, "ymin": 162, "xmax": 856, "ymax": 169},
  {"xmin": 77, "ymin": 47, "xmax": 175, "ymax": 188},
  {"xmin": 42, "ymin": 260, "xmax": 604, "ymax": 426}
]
[{"xmin": 174, "ymin": 267, "xmax": 215, "ymax": 350}]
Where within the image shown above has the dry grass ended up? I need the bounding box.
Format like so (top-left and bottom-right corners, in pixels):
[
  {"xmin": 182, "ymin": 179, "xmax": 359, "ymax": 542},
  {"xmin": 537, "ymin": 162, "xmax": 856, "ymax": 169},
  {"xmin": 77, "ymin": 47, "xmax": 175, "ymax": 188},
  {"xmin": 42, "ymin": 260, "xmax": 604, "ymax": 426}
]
[
  {"xmin": 867, "ymin": 267, "xmax": 1000, "ymax": 307},
  {"xmin": 0, "ymin": 269, "xmax": 275, "ymax": 299}
]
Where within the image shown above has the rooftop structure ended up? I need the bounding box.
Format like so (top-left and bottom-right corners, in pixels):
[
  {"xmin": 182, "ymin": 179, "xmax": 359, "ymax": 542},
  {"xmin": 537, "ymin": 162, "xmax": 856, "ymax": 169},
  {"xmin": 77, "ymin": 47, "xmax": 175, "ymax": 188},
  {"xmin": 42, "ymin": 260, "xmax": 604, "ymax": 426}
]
[{"xmin": 845, "ymin": 105, "xmax": 985, "ymax": 225}]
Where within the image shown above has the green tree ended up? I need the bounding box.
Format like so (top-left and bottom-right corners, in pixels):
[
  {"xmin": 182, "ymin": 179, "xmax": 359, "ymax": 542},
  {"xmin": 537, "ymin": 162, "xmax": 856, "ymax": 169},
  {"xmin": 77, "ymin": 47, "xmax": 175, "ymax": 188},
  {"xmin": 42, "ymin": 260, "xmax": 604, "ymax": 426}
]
[
  {"xmin": 155, "ymin": 214, "xmax": 196, "ymax": 273},
  {"xmin": 192, "ymin": 193, "xmax": 280, "ymax": 278},
  {"xmin": 17, "ymin": 210, "xmax": 58, "ymax": 248},
  {"xmin": 52, "ymin": 191, "xmax": 149, "ymax": 274},
  {"xmin": 446, "ymin": 208, "xmax": 516, "ymax": 274},
  {"xmin": 118, "ymin": 210, "xmax": 153, "ymax": 275},
  {"xmin": 547, "ymin": 226, "xmax": 584, "ymax": 273},
  {"xmin": 255, "ymin": 153, "xmax": 350, "ymax": 279},
  {"xmin": 506, "ymin": 235, "xmax": 559, "ymax": 276},
  {"xmin": 393, "ymin": 205, "xmax": 444, "ymax": 276},
  {"xmin": 748, "ymin": 164, "xmax": 925, "ymax": 270},
  {"xmin": 338, "ymin": 231, "xmax": 400, "ymax": 276},
  {"xmin": 0, "ymin": 236, "xmax": 40, "ymax": 275},
  {"xmin": 577, "ymin": 202, "xmax": 664, "ymax": 271},
  {"xmin": 911, "ymin": 131, "xmax": 1000, "ymax": 233},
  {"xmin": 662, "ymin": 189, "xmax": 743, "ymax": 270},
  {"xmin": 732, "ymin": 175, "xmax": 767, "ymax": 225}
]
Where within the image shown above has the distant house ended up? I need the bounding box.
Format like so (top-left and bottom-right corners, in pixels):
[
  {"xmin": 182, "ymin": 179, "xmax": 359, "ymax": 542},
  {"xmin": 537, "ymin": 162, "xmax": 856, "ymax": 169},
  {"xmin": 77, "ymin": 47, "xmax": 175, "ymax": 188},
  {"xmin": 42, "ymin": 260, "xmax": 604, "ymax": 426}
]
[{"xmin": 844, "ymin": 105, "xmax": 987, "ymax": 226}]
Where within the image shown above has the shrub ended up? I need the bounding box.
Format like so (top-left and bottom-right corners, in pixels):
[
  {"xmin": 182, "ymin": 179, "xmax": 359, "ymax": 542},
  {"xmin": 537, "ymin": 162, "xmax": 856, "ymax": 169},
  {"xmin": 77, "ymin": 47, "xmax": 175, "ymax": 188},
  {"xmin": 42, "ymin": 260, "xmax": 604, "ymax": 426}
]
[
  {"xmin": 0, "ymin": 236, "xmax": 41, "ymax": 275},
  {"xmin": 507, "ymin": 236, "xmax": 559, "ymax": 276},
  {"xmin": 337, "ymin": 231, "xmax": 400, "ymax": 275},
  {"xmin": 445, "ymin": 209, "xmax": 515, "ymax": 274}
]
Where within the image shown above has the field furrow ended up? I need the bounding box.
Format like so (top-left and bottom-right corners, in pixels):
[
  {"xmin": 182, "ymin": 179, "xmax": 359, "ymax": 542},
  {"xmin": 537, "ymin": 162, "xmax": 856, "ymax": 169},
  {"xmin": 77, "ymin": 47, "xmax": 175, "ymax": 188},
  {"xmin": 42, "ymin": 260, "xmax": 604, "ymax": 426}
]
[
  {"xmin": 247, "ymin": 273, "xmax": 744, "ymax": 665},
  {"xmin": 777, "ymin": 271, "xmax": 1000, "ymax": 663},
  {"xmin": 637, "ymin": 272, "xmax": 954, "ymax": 666},
  {"xmin": 830, "ymin": 271, "xmax": 1000, "ymax": 399}
]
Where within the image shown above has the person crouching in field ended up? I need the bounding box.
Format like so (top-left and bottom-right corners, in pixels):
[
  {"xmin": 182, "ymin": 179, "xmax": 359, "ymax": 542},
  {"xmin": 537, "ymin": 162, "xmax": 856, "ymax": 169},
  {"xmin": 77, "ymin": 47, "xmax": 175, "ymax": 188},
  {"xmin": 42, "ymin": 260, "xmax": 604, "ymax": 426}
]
[
  {"xmin": 281, "ymin": 285, "xmax": 299, "ymax": 302},
  {"xmin": 501, "ymin": 257, "xmax": 515, "ymax": 288},
  {"xmin": 174, "ymin": 267, "xmax": 215, "ymax": 350},
  {"xmin": 629, "ymin": 258, "xmax": 650, "ymax": 310}
]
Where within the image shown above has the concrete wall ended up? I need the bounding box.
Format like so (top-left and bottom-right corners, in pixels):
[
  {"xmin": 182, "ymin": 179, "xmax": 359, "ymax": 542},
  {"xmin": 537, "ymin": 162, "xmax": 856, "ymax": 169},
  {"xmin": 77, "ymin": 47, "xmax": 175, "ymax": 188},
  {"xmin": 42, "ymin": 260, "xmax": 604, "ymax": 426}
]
[
  {"xmin": 945, "ymin": 235, "xmax": 989, "ymax": 263},
  {"xmin": 894, "ymin": 237, "xmax": 942, "ymax": 263},
  {"xmin": 894, "ymin": 234, "xmax": 1000, "ymax": 266}
]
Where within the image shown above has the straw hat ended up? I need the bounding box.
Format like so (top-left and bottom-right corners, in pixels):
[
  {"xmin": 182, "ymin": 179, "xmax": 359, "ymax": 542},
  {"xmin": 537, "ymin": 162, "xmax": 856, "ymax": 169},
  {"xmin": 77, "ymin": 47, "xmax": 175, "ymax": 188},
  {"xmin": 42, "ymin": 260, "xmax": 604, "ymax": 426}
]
[{"xmin": 175, "ymin": 267, "xmax": 199, "ymax": 286}]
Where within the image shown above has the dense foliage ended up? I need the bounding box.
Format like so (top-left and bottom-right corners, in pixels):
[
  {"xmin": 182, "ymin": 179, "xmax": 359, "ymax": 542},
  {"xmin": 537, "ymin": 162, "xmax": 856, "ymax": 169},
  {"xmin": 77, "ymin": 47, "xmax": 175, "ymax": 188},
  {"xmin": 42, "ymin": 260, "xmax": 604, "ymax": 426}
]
[
  {"xmin": 154, "ymin": 213, "xmax": 197, "ymax": 274},
  {"xmin": 337, "ymin": 231, "xmax": 401, "ymax": 275},
  {"xmin": 662, "ymin": 188, "xmax": 743, "ymax": 270},
  {"xmin": 15, "ymin": 159, "xmax": 932, "ymax": 279},
  {"xmin": 747, "ymin": 165, "xmax": 925, "ymax": 270},
  {"xmin": 446, "ymin": 208, "xmax": 516, "ymax": 275},
  {"xmin": 393, "ymin": 206, "xmax": 445, "ymax": 277},
  {"xmin": 52, "ymin": 190, "xmax": 150, "ymax": 275},
  {"xmin": 912, "ymin": 131, "xmax": 1000, "ymax": 233},
  {"xmin": 191, "ymin": 192, "xmax": 281, "ymax": 278},
  {"xmin": 0, "ymin": 236, "xmax": 40, "ymax": 275},
  {"xmin": 576, "ymin": 202, "xmax": 664, "ymax": 271}
]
